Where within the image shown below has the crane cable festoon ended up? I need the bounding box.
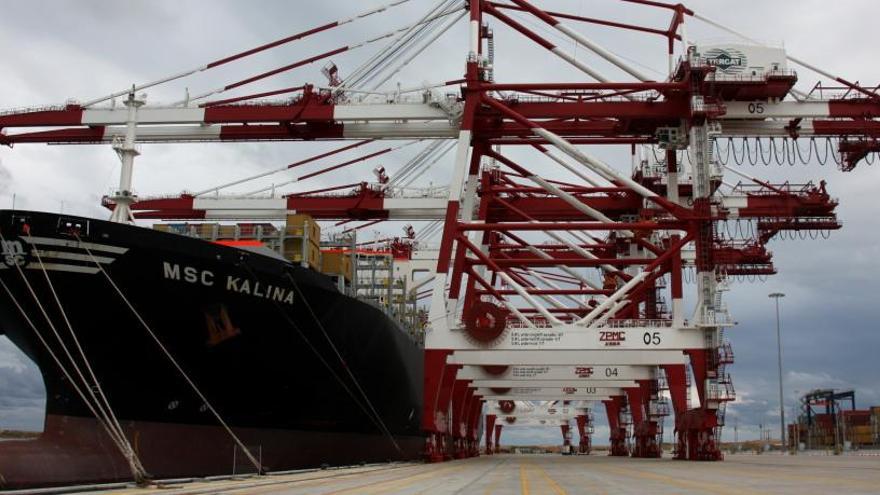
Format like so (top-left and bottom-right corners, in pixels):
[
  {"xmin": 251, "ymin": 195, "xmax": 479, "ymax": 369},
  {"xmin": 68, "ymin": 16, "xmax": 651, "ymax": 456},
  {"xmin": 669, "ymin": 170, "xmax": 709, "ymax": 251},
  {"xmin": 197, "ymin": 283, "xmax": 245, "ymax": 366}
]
[
  {"xmin": 651, "ymin": 137, "xmax": 876, "ymax": 168},
  {"xmin": 72, "ymin": 233, "xmax": 265, "ymax": 475},
  {"xmin": 0, "ymin": 228, "xmax": 150, "ymax": 484}
]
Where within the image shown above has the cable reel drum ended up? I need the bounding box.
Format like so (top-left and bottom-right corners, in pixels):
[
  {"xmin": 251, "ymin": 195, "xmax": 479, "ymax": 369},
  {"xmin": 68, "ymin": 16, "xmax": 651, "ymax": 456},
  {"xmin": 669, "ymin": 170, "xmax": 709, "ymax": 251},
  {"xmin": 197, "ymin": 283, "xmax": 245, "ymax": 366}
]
[{"xmin": 462, "ymin": 301, "xmax": 508, "ymax": 344}]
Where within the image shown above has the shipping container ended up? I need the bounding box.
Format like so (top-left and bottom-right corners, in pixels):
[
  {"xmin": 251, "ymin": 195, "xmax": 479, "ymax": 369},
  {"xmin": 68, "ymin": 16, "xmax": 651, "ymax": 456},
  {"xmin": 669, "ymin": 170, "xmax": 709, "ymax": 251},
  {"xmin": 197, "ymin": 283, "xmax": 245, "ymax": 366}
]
[
  {"xmin": 195, "ymin": 223, "xmax": 219, "ymax": 237},
  {"xmin": 843, "ymin": 410, "xmax": 872, "ymax": 427},
  {"xmin": 286, "ymin": 214, "xmax": 321, "ymax": 244},
  {"xmin": 153, "ymin": 223, "xmax": 191, "ymax": 235},
  {"xmin": 235, "ymin": 223, "xmax": 279, "ymax": 239},
  {"xmin": 218, "ymin": 225, "xmax": 238, "ymax": 239},
  {"xmin": 321, "ymin": 251, "xmax": 353, "ymax": 280},
  {"xmin": 284, "ymin": 238, "xmax": 321, "ymax": 269},
  {"xmin": 853, "ymin": 436, "xmax": 874, "ymax": 445},
  {"xmin": 850, "ymin": 425, "xmax": 873, "ymax": 435}
]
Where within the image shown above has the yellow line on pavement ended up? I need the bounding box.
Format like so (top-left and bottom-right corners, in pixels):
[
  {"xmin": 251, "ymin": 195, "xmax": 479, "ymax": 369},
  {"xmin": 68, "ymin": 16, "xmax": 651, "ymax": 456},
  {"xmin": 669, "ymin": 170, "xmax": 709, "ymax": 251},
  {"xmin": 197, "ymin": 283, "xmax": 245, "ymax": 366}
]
[
  {"xmin": 530, "ymin": 461, "xmax": 568, "ymax": 495},
  {"xmin": 519, "ymin": 462, "xmax": 531, "ymax": 495}
]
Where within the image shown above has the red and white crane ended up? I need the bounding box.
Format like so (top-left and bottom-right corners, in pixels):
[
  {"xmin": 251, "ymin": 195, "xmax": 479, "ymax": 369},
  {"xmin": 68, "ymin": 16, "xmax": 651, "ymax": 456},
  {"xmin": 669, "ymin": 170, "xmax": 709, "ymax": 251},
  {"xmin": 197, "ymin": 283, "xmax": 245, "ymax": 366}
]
[{"xmin": 0, "ymin": 0, "xmax": 876, "ymax": 462}]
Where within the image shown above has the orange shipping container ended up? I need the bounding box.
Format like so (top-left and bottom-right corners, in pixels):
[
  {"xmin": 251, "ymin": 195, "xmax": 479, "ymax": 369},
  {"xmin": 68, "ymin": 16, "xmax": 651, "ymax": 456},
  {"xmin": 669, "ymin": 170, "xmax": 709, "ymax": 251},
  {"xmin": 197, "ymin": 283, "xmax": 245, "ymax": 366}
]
[{"xmin": 852, "ymin": 433, "xmax": 874, "ymax": 445}]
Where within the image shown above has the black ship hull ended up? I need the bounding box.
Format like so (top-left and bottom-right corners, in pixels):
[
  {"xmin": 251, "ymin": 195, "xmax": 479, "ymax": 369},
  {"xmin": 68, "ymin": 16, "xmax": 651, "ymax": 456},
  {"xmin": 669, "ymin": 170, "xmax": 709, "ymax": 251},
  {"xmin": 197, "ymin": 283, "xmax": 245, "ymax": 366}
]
[{"xmin": 0, "ymin": 210, "xmax": 424, "ymax": 488}]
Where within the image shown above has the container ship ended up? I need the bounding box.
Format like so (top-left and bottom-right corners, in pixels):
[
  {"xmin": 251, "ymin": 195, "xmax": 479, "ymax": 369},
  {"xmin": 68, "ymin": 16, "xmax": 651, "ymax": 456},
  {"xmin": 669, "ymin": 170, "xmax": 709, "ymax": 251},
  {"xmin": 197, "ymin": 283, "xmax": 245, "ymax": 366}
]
[{"xmin": 0, "ymin": 209, "xmax": 426, "ymax": 488}]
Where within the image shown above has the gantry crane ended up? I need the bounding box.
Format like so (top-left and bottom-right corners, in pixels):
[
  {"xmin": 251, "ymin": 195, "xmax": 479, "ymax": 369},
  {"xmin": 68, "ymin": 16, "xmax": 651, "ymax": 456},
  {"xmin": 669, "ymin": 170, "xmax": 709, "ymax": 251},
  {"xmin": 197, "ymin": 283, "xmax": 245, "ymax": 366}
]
[{"xmin": 0, "ymin": 0, "xmax": 876, "ymax": 463}]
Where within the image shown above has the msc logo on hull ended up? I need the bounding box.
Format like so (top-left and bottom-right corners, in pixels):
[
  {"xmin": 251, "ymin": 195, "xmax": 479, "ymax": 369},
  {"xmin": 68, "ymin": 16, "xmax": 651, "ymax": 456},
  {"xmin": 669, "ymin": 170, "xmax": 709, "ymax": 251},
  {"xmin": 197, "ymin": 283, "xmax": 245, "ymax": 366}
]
[{"xmin": 1, "ymin": 240, "xmax": 26, "ymax": 267}]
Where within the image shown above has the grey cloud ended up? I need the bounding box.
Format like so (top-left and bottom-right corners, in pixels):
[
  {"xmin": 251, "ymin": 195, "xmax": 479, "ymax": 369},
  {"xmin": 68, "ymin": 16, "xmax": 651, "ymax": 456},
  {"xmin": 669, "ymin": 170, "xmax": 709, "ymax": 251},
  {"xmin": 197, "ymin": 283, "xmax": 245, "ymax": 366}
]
[
  {"xmin": 0, "ymin": 339, "xmax": 46, "ymax": 431},
  {"xmin": 0, "ymin": 160, "xmax": 11, "ymax": 195}
]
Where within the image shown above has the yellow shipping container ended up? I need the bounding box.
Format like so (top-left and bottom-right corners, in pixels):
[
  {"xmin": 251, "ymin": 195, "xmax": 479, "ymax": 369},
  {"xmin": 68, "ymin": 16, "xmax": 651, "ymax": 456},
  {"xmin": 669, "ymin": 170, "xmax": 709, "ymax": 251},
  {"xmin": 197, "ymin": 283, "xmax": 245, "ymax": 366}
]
[
  {"xmin": 851, "ymin": 425, "xmax": 873, "ymax": 435},
  {"xmin": 285, "ymin": 225, "xmax": 307, "ymax": 237},
  {"xmin": 286, "ymin": 213, "xmax": 312, "ymax": 228},
  {"xmin": 194, "ymin": 223, "xmax": 219, "ymax": 239},
  {"xmin": 321, "ymin": 251, "xmax": 353, "ymax": 280},
  {"xmin": 218, "ymin": 225, "xmax": 237, "ymax": 239},
  {"xmin": 284, "ymin": 239, "xmax": 321, "ymax": 269},
  {"xmin": 284, "ymin": 251, "xmax": 321, "ymax": 270},
  {"xmin": 852, "ymin": 433, "xmax": 874, "ymax": 444},
  {"xmin": 286, "ymin": 214, "xmax": 321, "ymax": 244},
  {"xmin": 153, "ymin": 224, "xmax": 171, "ymax": 232}
]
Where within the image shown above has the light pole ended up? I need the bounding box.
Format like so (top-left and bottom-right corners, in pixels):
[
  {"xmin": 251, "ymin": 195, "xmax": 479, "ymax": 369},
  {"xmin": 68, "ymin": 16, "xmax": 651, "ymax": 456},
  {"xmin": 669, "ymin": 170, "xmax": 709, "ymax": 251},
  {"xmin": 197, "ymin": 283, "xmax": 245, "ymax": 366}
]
[
  {"xmin": 769, "ymin": 292, "xmax": 786, "ymax": 451},
  {"xmin": 793, "ymin": 389, "xmax": 800, "ymax": 453}
]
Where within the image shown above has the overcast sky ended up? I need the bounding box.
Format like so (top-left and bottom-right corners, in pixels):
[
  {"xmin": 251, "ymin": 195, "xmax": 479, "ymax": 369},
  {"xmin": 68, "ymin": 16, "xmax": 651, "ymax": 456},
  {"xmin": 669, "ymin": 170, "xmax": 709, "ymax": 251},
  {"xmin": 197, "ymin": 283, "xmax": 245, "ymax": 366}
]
[{"xmin": 1, "ymin": 0, "xmax": 879, "ymax": 448}]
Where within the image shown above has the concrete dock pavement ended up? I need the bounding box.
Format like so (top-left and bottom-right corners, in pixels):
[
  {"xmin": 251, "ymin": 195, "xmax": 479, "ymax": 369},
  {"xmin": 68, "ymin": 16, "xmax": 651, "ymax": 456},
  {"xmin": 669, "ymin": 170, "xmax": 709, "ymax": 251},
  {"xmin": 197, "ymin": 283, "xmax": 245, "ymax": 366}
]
[{"xmin": 92, "ymin": 453, "xmax": 880, "ymax": 495}]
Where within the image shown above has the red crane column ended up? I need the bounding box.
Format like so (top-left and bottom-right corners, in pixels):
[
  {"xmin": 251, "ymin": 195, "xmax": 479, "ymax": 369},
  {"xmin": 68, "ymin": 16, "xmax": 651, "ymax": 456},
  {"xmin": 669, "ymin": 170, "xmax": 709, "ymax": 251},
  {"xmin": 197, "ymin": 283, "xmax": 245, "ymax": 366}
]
[
  {"xmin": 422, "ymin": 0, "xmax": 484, "ymax": 464},
  {"xmin": 422, "ymin": 351, "xmax": 459, "ymax": 462},
  {"xmin": 575, "ymin": 414, "xmax": 592, "ymax": 454},
  {"xmin": 603, "ymin": 397, "xmax": 629, "ymax": 456},
  {"xmin": 559, "ymin": 424, "xmax": 571, "ymax": 453},
  {"xmin": 467, "ymin": 397, "xmax": 483, "ymax": 457},
  {"xmin": 450, "ymin": 380, "xmax": 471, "ymax": 459},
  {"xmin": 629, "ymin": 379, "xmax": 662, "ymax": 458},
  {"xmin": 663, "ymin": 363, "xmax": 690, "ymax": 458},
  {"xmin": 485, "ymin": 414, "xmax": 497, "ymax": 454}
]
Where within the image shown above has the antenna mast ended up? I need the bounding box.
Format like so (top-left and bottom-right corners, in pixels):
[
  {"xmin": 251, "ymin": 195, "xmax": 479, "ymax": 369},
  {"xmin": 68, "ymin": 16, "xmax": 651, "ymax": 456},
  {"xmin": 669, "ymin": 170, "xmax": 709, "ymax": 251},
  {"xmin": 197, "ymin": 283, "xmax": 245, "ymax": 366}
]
[{"xmin": 109, "ymin": 90, "xmax": 144, "ymax": 223}]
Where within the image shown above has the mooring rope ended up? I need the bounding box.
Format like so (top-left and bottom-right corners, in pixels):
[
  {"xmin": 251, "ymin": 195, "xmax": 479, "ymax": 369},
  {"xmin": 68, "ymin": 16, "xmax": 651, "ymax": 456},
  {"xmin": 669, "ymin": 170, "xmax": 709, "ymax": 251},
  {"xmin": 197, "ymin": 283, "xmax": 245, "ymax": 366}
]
[
  {"xmin": 74, "ymin": 233, "xmax": 264, "ymax": 475},
  {"xmin": 0, "ymin": 276, "xmax": 151, "ymax": 483},
  {"xmin": 0, "ymin": 228, "xmax": 149, "ymax": 484},
  {"xmin": 283, "ymin": 269, "xmax": 403, "ymax": 454},
  {"xmin": 25, "ymin": 231, "xmax": 149, "ymax": 477},
  {"xmin": 235, "ymin": 258, "xmax": 404, "ymax": 455}
]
